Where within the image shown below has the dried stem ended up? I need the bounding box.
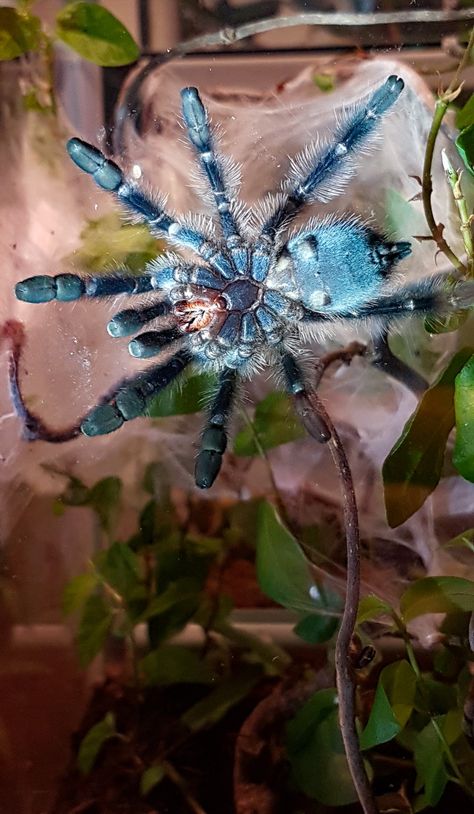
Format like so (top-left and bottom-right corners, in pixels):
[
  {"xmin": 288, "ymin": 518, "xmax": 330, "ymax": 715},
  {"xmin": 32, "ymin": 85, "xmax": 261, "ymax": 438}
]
[
  {"xmin": 297, "ymin": 390, "xmax": 377, "ymax": 814},
  {"xmin": 421, "ymin": 26, "xmax": 474, "ymax": 274}
]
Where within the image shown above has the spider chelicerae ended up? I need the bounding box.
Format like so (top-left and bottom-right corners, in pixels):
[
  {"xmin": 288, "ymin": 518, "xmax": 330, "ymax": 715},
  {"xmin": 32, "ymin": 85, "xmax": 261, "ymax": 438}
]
[{"xmin": 13, "ymin": 75, "xmax": 469, "ymax": 488}]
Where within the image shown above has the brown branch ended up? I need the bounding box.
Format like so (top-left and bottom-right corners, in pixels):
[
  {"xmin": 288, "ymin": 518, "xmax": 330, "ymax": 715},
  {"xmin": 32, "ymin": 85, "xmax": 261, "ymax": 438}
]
[{"xmin": 294, "ymin": 389, "xmax": 377, "ymax": 814}]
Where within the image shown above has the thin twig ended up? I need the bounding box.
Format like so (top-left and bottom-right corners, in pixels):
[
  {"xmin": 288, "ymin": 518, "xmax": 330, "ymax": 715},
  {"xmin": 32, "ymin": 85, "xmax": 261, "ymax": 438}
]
[
  {"xmin": 296, "ymin": 390, "xmax": 377, "ymax": 814},
  {"xmin": 173, "ymin": 10, "xmax": 474, "ymax": 53},
  {"xmin": 162, "ymin": 760, "xmax": 209, "ymax": 814},
  {"xmin": 421, "ymin": 26, "xmax": 474, "ymax": 274}
]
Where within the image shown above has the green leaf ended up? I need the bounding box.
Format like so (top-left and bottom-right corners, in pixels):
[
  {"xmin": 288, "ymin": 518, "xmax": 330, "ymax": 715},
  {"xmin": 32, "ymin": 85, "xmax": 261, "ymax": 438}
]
[
  {"xmin": 69, "ymin": 213, "xmax": 159, "ymax": 273},
  {"xmin": 256, "ymin": 501, "xmax": 318, "ymax": 613},
  {"xmin": 87, "ymin": 477, "xmax": 122, "ymax": 533},
  {"xmin": 140, "ymin": 764, "xmax": 165, "ymax": 796},
  {"xmin": 313, "ymin": 72, "xmax": 335, "ymax": 92},
  {"xmin": 139, "ymin": 577, "xmax": 202, "ymax": 622},
  {"xmin": 414, "ymin": 721, "xmax": 449, "ymax": 806},
  {"xmin": 293, "ymin": 612, "xmax": 339, "ymax": 644},
  {"xmin": 456, "ymin": 123, "xmax": 474, "ymax": 176},
  {"xmin": 76, "ymin": 592, "xmax": 113, "ymax": 667},
  {"xmin": 359, "ymin": 660, "xmax": 417, "ymax": 749},
  {"xmin": 453, "ymin": 354, "xmax": 474, "ymax": 482},
  {"xmin": 96, "ymin": 542, "xmax": 140, "ymax": 600},
  {"xmin": 424, "ymin": 310, "xmax": 469, "ymax": 335},
  {"xmin": 233, "ymin": 392, "xmax": 305, "ymax": 456},
  {"xmin": 148, "ymin": 372, "xmax": 216, "ymax": 417},
  {"xmin": 357, "ymin": 594, "xmax": 393, "ymax": 625},
  {"xmin": 287, "ymin": 688, "xmax": 359, "ymax": 805},
  {"xmin": 442, "ymin": 528, "xmax": 474, "ymax": 553},
  {"xmin": 56, "ymin": 2, "xmax": 139, "ymax": 66},
  {"xmin": 140, "ymin": 645, "xmax": 215, "ymax": 686},
  {"xmin": 456, "ymin": 94, "xmax": 474, "ymax": 130},
  {"xmin": 383, "ymin": 348, "xmax": 474, "ymax": 527},
  {"xmin": 77, "ymin": 712, "xmax": 116, "ymax": 774},
  {"xmin": 181, "ymin": 668, "xmax": 260, "ymax": 732},
  {"xmin": 63, "ymin": 571, "xmax": 98, "ymax": 615},
  {"xmin": 400, "ymin": 576, "xmax": 474, "ymax": 622},
  {"xmin": 0, "ymin": 8, "xmax": 40, "ymax": 60}
]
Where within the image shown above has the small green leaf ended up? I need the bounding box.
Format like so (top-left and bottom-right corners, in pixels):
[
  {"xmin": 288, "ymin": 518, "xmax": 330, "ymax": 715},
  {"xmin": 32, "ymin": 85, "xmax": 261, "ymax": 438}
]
[
  {"xmin": 359, "ymin": 660, "xmax": 417, "ymax": 750},
  {"xmin": 313, "ymin": 72, "xmax": 335, "ymax": 92},
  {"xmin": 256, "ymin": 501, "xmax": 318, "ymax": 613},
  {"xmin": 453, "ymin": 354, "xmax": 474, "ymax": 482},
  {"xmin": 140, "ymin": 645, "xmax": 215, "ymax": 686},
  {"xmin": 233, "ymin": 392, "xmax": 305, "ymax": 456},
  {"xmin": 140, "ymin": 764, "xmax": 165, "ymax": 796},
  {"xmin": 76, "ymin": 592, "xmax": 113, "ymax": 666},
  {"xmin": 456, "ymin": 94, "xmax": 474, "ymax": 130},
  {"xmin": 383, "ymin": 348, "xmax": 474, "ymax": 527},
  {"xmin": 414, "ymin": 721, "xmax": 449, "ymax": 806},
  {"xmin": 63, "ymin": 571, "xmax": 98, "ymax": 615},
  {"xmin": 181, "ymin": 668, "xmax": 260, "ymax": 732},
  {"xmin": 139, "ymin": 577, "xmax": 202, "ymax": 622},
  {"xmin": 148, "ymin": 372, "xmax": 216, "ymax": 417},
  {"xmin": 400, "ymin": 576, "xmax": 474, "ymax": 622},
  {"xmin": 77, "ymin": 712, "xmax": 116, "ymax": 774},
  {"xmin": 293, "ymin": 612, "xmax": 339, "ymax": 644},
  {"xmin": 424, "ymin": 310, "xmax": 469, "ymax": 335},
  {"xmin": 357, "ymin": 594, "xmax": 393, "ymax": 625},
  {"xmin": 0, "ymin": 8, "xmax": 40, "ymax": 60},
  {"xmin": 442, "ymin": 528, "xmax": 474, "ymax": 552},
  {"xmin": 456, "ymin": 123, "xmax": 474, "ymax": 176},
  {"xmin": 56, "ymin": 2, "xmax": 139, "ymax": 66},
  {"xmin": 87, "ymin": 477, "xmax": 122, "ymax": 533},
  {"xmin": 96, "ymin": 542, "xmax": 140, "ymax": 600},
  {"xmin": 287, "ymin": 688, "xmax": 360, "ymax": 805}
]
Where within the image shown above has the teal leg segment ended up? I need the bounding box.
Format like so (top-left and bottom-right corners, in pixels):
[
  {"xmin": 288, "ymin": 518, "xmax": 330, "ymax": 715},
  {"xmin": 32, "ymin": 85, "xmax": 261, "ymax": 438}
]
[
  {"xmin": 81, "ymin": 350, "xmax": 191, "ymax": 437},
  {"xmin": 195, "ymin": 367, "xmax": 236, "ymax": 489},
  {"xmin": 15, "ymin": 272, "xmax": 155, "ymax": 304}
]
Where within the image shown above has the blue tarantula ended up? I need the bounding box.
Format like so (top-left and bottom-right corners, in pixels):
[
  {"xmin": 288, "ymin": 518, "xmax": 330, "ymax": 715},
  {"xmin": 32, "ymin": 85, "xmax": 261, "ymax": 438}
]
[{"xmin": 13, "ymin": 75, "xmax": 470, "ymax": 488}]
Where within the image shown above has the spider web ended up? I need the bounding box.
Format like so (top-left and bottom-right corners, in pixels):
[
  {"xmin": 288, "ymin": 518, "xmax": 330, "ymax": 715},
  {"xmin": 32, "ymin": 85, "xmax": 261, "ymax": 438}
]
[{"xmin": 1, "ymin": 56, "xmax": 472, "ymax": 630}]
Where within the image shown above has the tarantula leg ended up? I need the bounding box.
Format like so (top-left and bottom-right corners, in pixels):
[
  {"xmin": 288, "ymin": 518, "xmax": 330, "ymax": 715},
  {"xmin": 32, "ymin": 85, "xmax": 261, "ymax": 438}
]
[
  {"xmin": 261, "ymin": 75, "xmax": 405, "ymax": 237},
  {"xmin": 128, "ymin": 328, "xmax": 181, "ymax": 358},
  {"xmin": 107, "ymin": 301, "xmax": 171, "ymax": 338},
  {"xmin": 195, "ymin": 368, "xmax": 237, "ymax": 489},
  {"xmin": 15, "ymin": 272, "xmax": 155, "ymax": 304},
  {"xmin": 181, "ymin": 87, "xmax": 239, "ymax": 242},
  {"xmin": 81, "ymin": 350, "xmax": 191, "ymax": 436},
  {"xmin": 280, "ymin": 351, "xmax": 331, "ymax": 443}
]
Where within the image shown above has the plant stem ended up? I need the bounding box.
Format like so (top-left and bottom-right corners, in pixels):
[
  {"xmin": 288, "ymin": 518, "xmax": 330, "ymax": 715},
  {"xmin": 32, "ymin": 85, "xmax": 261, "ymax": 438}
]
[
  {"xmin": 441, "ymin": 149, "xmax": 474, "ymax": 277},
  {"xmin": 162, "ymin": 760, "xmax": 209, "ymax": 814},
  {"xmin": 421, "ymin": 26, "xmax": 474, "ymax": 274},
  {"xmin": 299, "ymin": 390, "xmax": 377, "ymax": 814}
]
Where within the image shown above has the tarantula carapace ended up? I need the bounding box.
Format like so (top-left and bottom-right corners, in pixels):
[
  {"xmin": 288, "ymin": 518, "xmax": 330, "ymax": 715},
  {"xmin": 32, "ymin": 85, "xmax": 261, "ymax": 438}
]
[{"xmin": 14, "ymin": 75, "xmax": 467, "ymax": 488}]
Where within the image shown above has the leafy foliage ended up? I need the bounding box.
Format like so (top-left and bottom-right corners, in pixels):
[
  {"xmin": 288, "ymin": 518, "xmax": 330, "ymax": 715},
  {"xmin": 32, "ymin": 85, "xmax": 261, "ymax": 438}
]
[
  {"xmin": 0, "ymin": 2, "xmax": 139, "ymax": 67},
  {"xmin": 383, "ymin": 348, "xmax": 473, "ymax": 527},
  {"xmin": 453, "ymin": 353, "xmax": 474, "ymax": 482}
]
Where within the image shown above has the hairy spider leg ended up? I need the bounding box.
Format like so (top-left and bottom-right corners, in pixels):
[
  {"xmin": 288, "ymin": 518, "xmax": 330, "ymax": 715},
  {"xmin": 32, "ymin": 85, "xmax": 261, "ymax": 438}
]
[
  {"xmin": 81, "ymin": 350, "xmax": 191, "ymax": 436},
  {"xmin": 181, "ymin": 88, "xmax": 240, "ymax": 244},
  {"xmin": 280, "ymin": 351, "xmax": 331, "ymax": 443},
  {"xmin": 66, "ymin": 138, "xmax": 235, "ymax": 280},
  {"xmin": 15, "ymin": 271, "xmax": 156, "ymax": 304},
  {"xmin": 195, "ymin": 367, "xmax": 237, "ymax": 489},
  {"xmin": 107, "ymin": 301, "xmax": 171, "ymax": 337},
  {"xmin": 301, "ymin": 275, "xmax": 473, "ymax": 324},
  {"xmin": 260, "ymin": 75, "xmax": 405, "ymax": 239}
]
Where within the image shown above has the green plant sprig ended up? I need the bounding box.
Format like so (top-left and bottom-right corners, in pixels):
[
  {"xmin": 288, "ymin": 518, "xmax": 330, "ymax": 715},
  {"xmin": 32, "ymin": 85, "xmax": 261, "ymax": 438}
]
[
  {"xmin": 442, "ymin": 149, "xmax": 474, "ymax": 276},
  {"xmin": 422, "ymin": 26, "xmax": 474, "ymax": 275}
]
